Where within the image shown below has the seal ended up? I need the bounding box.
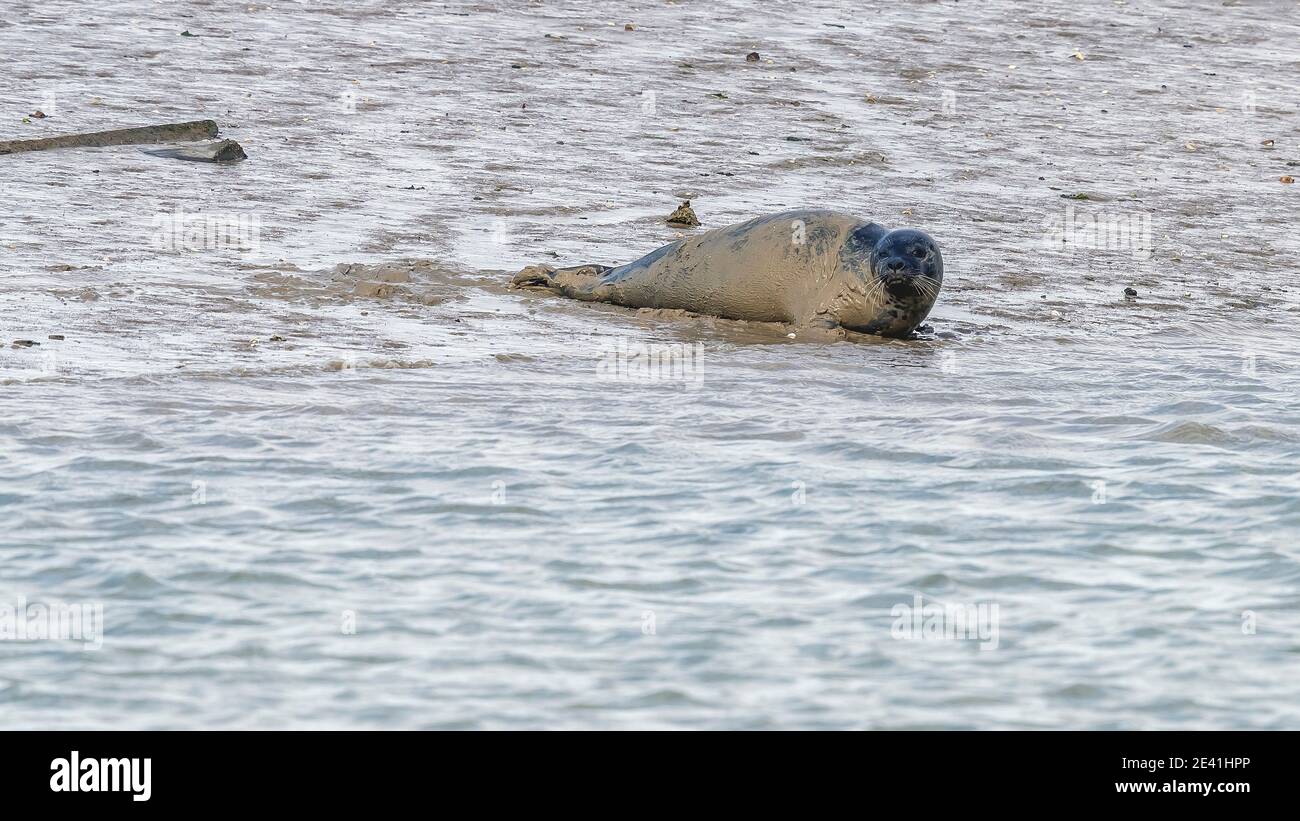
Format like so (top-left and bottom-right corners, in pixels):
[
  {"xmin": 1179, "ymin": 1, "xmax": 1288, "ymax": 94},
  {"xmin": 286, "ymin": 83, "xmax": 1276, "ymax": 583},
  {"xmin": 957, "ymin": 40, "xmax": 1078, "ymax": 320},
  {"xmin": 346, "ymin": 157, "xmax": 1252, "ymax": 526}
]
[{"xmin": 510, "ymin": 209, "xmax": 942, "ymax": 338}]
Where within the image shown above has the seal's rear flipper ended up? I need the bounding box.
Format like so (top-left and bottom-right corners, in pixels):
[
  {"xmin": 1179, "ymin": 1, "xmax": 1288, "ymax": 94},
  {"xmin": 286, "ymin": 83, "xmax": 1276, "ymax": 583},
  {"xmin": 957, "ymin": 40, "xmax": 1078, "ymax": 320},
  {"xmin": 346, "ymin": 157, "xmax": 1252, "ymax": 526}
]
[
  {"xmin": 510, "ymin": 264, "xmax": 611, "ymax": 298},
  {"xmin": 510, "ymin": 264, "xmax": 558, "ymax": 290}
]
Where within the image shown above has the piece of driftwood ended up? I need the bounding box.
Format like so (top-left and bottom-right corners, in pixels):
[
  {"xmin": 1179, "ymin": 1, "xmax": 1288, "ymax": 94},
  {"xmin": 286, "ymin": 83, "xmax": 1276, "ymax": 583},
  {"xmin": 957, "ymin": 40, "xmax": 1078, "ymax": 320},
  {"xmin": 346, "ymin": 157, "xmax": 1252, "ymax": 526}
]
[
  {"xmin": 144, "ymin": 139, "xmax": 247, "ymax": 163},
  {"xmin": 0, "ymin": 120, "xmax": 219, "ymax": 156}
]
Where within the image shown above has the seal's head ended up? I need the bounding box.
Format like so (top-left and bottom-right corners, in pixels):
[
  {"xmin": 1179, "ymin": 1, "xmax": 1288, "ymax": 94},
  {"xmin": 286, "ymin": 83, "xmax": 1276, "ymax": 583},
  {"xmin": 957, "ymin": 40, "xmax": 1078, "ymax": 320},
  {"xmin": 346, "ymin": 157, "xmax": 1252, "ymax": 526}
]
[
  {"xmin": 838, "ymin": 224, "xmax": 944, "ymax": 337},
  {"xmin": 872, "ymin": 228, "xmax": 943, "ymax": 301}
]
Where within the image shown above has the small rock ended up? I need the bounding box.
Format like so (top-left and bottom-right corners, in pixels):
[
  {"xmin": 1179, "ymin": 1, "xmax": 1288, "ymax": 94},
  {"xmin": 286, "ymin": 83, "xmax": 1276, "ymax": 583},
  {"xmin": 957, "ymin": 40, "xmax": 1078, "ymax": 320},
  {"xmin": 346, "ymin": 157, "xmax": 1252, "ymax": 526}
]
[
  {"xmin": 624, "ymin": 23, "xmax": 634, "ymax": 31},
  {"xmin": 30, "ymin": 110, "xmax": 46, "ymax": 119},
  {"xmin": 1281, "ymin": 176, "xmax": 1295, "ymax": 184},
  {"xmin": 1124, "ymin": 287, "xmax": 1138, "ymax": 297},
  {"xmin": 12, "ymin": 340, "xmax": 39, "ymax": 348},
  {"xmin": 1261, "ymin": 139, "xmax": 1274, "ymax": 146},
  {"xmin": 48, "ymin": 334, "xmax": 64, "ymax": 340},
  {"xmin": 665, "ymin": 200, "xmax": 700, "ymax": 227},
  {"xmin": 145, "ymin": 139, "xmax": 246, "ymax": 163},
  {"xmin": 745, "ymin": 52, "xmax": 760, "ymax": 62}
]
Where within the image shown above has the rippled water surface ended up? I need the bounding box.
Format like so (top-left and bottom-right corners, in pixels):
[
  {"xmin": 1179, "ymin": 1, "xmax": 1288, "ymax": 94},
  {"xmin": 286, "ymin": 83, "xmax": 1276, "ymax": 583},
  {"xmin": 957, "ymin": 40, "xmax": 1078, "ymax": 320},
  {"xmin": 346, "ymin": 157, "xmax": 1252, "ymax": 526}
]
[{"xmin": 2, "ymin": 0, "xmax": 1299, "ymax": 728}]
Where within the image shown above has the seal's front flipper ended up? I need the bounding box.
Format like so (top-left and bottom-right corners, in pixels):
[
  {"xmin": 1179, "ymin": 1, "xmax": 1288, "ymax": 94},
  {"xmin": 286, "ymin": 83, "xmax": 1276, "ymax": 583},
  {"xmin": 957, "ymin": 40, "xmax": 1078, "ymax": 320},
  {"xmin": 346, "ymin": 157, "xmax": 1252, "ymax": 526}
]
[
  {"xmin": 510, "ymin": 263, "xmax": 611, "ymax": 300},
  {"xmin": 797, "ymin": 315, "xmax": 847, "ymax": 341}
]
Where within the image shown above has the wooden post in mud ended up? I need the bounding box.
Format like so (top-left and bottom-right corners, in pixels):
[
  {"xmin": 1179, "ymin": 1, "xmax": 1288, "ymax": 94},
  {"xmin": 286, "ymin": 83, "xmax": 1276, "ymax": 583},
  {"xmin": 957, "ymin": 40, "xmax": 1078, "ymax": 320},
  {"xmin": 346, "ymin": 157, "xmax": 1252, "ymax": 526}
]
[{"xmin": 0, "ymin": 120, "xmax": 219, "ymax": 156}]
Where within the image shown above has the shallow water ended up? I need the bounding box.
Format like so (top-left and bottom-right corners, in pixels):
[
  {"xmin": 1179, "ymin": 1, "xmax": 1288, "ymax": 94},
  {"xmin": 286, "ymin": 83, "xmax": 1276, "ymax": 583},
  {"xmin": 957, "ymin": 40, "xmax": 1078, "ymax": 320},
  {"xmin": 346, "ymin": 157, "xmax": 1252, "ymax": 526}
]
[{"xmin": 2, "ymin": 0, "xmax": 1299, "ymax": 728}]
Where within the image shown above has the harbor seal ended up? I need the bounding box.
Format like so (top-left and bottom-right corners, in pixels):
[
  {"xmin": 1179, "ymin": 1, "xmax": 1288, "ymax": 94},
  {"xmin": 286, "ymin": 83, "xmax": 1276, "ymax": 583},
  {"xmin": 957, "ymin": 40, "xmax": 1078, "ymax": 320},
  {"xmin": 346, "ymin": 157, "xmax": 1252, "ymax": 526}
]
[{"xmin": 510, "ymin": 210, "xmax": 943, "ymax": 338}]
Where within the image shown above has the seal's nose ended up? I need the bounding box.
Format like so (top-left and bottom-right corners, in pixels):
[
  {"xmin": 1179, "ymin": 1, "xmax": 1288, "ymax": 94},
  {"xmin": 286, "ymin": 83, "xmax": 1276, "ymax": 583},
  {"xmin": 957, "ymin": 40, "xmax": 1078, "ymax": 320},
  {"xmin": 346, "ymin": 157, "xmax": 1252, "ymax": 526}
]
[{"xmin": 886, "ymin": 259, "xmax": 906, "ymax": 273}]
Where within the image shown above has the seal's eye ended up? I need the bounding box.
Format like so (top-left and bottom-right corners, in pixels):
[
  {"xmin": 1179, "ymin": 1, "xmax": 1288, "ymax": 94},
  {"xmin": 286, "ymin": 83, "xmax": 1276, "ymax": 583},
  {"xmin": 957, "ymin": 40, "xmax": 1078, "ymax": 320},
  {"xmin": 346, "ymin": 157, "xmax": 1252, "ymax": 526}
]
[{"xmin": 910, "ymin": 247, "xmax": 927, "ymax": 259}]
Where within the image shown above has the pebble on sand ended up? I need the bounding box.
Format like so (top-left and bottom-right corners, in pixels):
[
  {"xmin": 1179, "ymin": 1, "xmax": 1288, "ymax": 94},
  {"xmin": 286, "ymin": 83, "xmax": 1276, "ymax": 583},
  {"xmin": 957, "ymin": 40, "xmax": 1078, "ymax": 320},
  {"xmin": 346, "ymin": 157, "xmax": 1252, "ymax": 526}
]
[
  {"xmin": 1124, "ymin": 287, "xmax": 1138, "ymax": 297},
  {"xmin": 745, "ymin": 52, "xmax": 760, "ymax": 62},
  {"xmin": 665, "ymin": 200, "xmax": 700, "ymax": 227}
]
